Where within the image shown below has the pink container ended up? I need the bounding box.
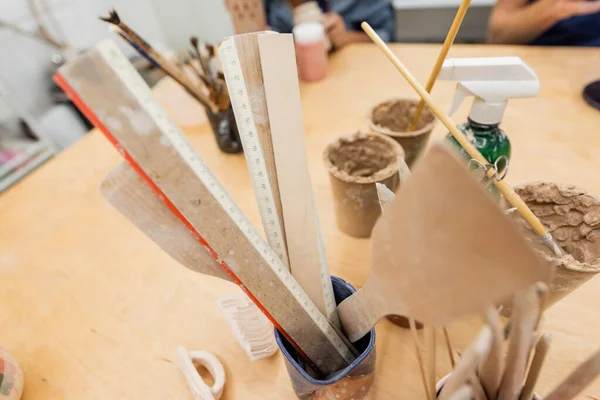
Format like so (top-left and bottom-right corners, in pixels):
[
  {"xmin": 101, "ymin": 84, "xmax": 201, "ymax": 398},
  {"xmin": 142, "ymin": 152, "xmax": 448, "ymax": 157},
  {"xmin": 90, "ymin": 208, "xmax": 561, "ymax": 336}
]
[{"xmin": 293, "ymin": 23, "xmax": 327, "ymax": 82}]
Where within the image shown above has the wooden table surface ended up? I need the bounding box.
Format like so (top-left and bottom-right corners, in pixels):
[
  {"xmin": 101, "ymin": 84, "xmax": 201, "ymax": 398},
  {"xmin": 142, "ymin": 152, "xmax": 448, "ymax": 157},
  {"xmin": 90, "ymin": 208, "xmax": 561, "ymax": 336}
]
[{"xmin": 2, "ymin": 43, "xmax": 600, "ymax": 399}]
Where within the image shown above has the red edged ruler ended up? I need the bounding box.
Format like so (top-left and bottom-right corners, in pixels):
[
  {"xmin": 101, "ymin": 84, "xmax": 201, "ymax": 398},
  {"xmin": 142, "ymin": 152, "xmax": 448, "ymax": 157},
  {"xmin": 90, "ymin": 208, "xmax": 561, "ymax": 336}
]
[{"xmin": 54, "ymin": 40, "xmax": 354, "ymax": 375}]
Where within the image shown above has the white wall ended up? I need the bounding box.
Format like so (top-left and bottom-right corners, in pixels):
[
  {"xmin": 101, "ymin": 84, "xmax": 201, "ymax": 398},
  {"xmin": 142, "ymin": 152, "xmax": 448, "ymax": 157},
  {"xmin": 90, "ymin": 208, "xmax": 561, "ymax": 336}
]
[{"xmin": 0, "ymin": 0, "xmax": 232, "ymax": 119}]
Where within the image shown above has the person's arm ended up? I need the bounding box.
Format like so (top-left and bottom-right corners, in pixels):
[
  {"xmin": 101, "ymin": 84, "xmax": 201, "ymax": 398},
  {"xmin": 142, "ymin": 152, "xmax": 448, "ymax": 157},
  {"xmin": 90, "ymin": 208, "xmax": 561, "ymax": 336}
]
[
  {"xmin": 323, "ymin": 13, "xmax": 371, "ymax": 48},
  {"xmin": 488, "ymin": 0, "xmax": 600, "ymax": 44}
]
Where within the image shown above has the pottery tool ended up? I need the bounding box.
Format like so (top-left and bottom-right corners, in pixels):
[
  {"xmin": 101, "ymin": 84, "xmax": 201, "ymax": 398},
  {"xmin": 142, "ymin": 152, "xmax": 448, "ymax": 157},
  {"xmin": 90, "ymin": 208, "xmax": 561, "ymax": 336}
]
[
  {"xmin": 220, "ymin": 32, "xmax": 339, "ymax": 327},
  {"xmin": 544, "ymin": 349, "xmax": 600, "ymax": 400},
  {"xmin": 101, "ymin": 9, "xmax": 218, "ymax": 113},
  {"xmin": 337, "ymin": 143, "xmax": 550, "ymax": 342},
  {"xmin": 407, "ymin": 0, "xmax": 472, "ymax": 131},
  {"xmin": 54, "ymin": 40, "xmax": 353, "ymax": 375},
  {"xmin": 103, "ymin": 163, "xmax": 278, "ymax": 360},
  {"xmin": 479, "ymin": 308, "xmax": 505, "ymax": 400},
  {"xmin": 177, "ymin": 347, "xmax": 226, "ymax": 400},
  {"xmin": 438, "ymin": 326, "xmax": 493, "ymax": 400},
  {"xmin": 498, "ymin": 287, "xmax": 540, "ymax": 400},
  {"xmin": 101, "ymin": 162, "xmax": 232, "ymax": 283},
  {"xmin": 216, "ymin": 293, "xmax": 279, "ymax": 361},
  {"xmin": 362, "ymin": 22, "xmax": 564, "ymax": 259},
  {"xmin": 519, "ymin": 333, "xmax": 551, "ymax": 400}
]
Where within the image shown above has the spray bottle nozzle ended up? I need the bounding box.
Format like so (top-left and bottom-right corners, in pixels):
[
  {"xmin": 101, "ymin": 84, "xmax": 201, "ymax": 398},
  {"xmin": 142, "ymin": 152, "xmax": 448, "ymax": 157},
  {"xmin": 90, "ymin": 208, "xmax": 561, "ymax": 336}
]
[{"xmin": 439, "ymin": 57, "xmax": 540, "ymax": 125}]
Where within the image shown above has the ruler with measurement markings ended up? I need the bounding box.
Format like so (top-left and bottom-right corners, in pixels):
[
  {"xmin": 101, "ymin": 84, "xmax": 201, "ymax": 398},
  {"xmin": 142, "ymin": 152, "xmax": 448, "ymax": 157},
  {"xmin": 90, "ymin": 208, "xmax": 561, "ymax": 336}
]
[
  {"xmin": 220, "ymin": 32, "xmax": 339, "ymax": 328},
  {"xmin": 54, "ymin": 40, "xmax": 354, "ymax": 375}
]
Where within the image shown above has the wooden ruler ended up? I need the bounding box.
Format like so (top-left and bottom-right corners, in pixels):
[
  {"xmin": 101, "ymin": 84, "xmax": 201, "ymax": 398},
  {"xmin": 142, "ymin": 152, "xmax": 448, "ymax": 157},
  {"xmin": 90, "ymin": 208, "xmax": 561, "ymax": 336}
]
[
  {"xmin": 219, "ymin": 33, "xmax": 289, "ymax": 271},
  {"xmin": 54, "ymin": 40, "xmax": 353, "ymax": 375},
  {"xmin": 220, "ymin": 32, "xmax": 339, "ymax": 327}
]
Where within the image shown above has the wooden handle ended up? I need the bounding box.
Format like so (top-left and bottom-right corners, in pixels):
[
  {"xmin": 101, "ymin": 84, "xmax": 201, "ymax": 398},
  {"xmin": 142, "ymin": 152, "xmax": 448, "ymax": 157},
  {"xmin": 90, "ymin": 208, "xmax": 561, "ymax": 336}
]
[
  {"xmin": 519, "ymin": 333, "xmax": 551, "ymax": 400},
  {"xmin": 362, "ymin": 22, "xmax": 549, "ymax": 238},
  {"xmin": 407, "ymin": 0, "xmax": 472, "ymax": 131},
  {"xmin": 337, "ymin": 280, "xmax": 387, "ymax": 342},
  {"xmin": 479, "ymin": 308, "xmax": 505, "ymax": 400}
]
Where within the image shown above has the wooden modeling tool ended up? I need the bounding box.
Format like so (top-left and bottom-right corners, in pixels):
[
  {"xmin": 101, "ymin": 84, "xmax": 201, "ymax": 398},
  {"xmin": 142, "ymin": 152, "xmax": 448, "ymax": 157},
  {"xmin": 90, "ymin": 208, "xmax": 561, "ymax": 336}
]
[
  {"xmin": 407, "ymin": 0, "xmax": 472, "ymax": 131},
  {"xmin": 439, "ymin": 326, "xmax": 493, "ymax": 400},
  {"xmin": 519, "ymin": 333, "xmax": 551, "ymax": 400},
  {"xmin": 336, "ymin": 143, "xmax": 550, "ymax": 342},
  {"xmin": 103, "ymin": 163, "xmax": 278, "ymax": 362},
  {"xmin": 54, "ymin": 40, "xmax": 353, "ymax": 375},
  {"xmin": 362, "ymin": 22, "xmax": 564, "ymax": 259},
  {"xmin": 219, "ymin": 32, "xmax": 339, "ymax": 328},
  {"xmin": 498, "ymin": 287, "xmax": 540, "ymax": 400},
  {"xmin": 101, "ymin": 9, "xmax": 218, "ymax": 113},
  {"xmin": 479, "ymin": 308, "xmax": 505, "ymax": 400},
  {"xmin": 544, "ymin": 349, "xmax": 600, "ymax": 400},
  {"xmin": 101, "ymin": 162, "xmax": 231, "ymax": 283}
]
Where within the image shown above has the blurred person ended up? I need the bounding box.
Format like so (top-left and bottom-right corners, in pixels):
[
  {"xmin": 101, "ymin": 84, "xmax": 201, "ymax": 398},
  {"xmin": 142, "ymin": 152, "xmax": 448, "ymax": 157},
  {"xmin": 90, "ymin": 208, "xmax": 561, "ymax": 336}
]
[
  {"xmin": 488, "ymin": 0, "xmax": 600, "ymax": 46},
  {"xmin": 265, "ymin": 0, "xmax": 395, "ymax": 48}
]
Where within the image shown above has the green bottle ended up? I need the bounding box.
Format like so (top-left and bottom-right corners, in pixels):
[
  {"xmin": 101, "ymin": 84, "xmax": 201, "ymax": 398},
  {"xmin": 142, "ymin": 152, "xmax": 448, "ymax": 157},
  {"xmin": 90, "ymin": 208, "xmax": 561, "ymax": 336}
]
[
  {"xmin": 438, "ymin": 56, "xmax": 540, "ymax": 181},
  {"xmin": 446, "ymin": 119, "xmax": 511, "ymax": 174}
]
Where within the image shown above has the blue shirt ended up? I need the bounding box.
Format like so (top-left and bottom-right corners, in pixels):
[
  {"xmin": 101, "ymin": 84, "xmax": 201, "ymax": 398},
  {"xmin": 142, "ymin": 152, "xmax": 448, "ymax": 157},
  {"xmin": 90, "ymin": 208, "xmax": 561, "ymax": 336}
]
[
  {"xmin": 529, "ymin": 0, "xmax": 600, "ymax": 46},
  {"xmin": 265, "ymin": 0, "xmax": 395, "ymax": 42}
]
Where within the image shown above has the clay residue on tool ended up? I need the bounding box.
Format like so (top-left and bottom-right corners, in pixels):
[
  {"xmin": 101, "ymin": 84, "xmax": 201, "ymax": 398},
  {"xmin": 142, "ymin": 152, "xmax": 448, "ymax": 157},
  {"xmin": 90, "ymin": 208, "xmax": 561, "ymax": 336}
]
[
  {"xmin": 370, "ymin": 98, "xmax": 435, "ymax": 134},
  {"xmin": 324, "ymin": 131, "xmax": 402, "ymax": 184}
]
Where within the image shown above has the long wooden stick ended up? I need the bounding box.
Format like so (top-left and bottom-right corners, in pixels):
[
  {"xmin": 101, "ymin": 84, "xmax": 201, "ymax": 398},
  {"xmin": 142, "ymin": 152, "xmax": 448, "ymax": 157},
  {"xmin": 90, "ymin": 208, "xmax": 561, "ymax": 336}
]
[
  {"xmin": 410, "ymin": 319, "xmax": 432, "ymax": 400},
  {"xmin": 425, "ymin": 327, "xmax": 437, "ymax": 400},
  {"xmin": 361, "ymin": 21, "xmax": 563, "ymax": 257},
  {"xmin": 545, "ymin": 349, "xmax": 600, "ymax": 400},
  {"xmin": 407, "ymin": 0, "xmax": 471, "ymax": 131},
  {"xmin": 520, "ymin": 333, "xmax": 551, "ymax": 400}
]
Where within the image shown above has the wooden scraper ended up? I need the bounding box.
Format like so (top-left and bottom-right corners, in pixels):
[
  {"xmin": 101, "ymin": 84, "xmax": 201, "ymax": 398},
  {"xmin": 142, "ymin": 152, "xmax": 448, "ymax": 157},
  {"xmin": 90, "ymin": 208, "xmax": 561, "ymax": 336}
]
[
  {"xmin": 101, "ymin": 162, "xmax": 232, "ymax": 283},
  {"xmin": 338, "ymin": 143, "xmax": 552, "ymax": 342}
]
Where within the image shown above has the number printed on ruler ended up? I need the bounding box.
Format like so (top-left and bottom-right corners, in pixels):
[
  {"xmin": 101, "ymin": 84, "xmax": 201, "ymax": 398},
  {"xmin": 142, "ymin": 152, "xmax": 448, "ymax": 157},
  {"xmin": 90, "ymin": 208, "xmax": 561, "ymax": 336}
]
[
  {"xmin": 219, "ymin": 38, "xmax": 289, "ymax": 270},
  {"xmin": 97, "ymin": 41, "xmax": 353, "ymax": 363}
]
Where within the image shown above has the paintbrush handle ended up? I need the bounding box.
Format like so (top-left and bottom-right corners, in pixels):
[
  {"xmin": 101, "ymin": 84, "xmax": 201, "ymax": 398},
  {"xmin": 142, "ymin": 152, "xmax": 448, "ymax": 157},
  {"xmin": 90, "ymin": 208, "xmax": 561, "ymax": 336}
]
[
  {"xmin": 407, "ymin": 0, "xmax": 471, "ymax": 131},
  {"xmin": 545, "ymin": 349, "xmax": 600, "ymax": 400},
  {"xmin": 361, "ymin": 22, "xmax": 562, "ymax": 257},
  {"xmin": 519, "ymin": 333, "xmax": 551, "ymax": 400}
]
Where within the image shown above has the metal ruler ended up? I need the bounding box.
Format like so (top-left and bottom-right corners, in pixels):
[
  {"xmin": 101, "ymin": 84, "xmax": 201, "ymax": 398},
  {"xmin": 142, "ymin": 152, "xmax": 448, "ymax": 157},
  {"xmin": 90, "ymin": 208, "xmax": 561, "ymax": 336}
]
[
  {"xmin": 54, "ymin": 40, "xmax": 353, "ymax": 375},
  {"xmin": 219, "ymin": 35, "xmax": 289, "ymax": 270}
]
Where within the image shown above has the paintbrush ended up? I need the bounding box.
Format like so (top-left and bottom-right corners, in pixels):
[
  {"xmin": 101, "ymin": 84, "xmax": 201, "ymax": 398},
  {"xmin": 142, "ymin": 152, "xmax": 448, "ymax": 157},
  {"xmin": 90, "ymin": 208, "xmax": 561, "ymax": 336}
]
[
  {"xmin": 191, "ymin": 36, "xmax": 214, "ymax": 85},
  {"xmin": 407, "ymin": 0, "xmax": 472, "ymax": 131},
  {"xmin": 101, "ymin": 10, "xmax": 217, "ymax": 113},
  {"xmin": 361, "ymin": 21, "xmax": 564, "ymax": 258}
]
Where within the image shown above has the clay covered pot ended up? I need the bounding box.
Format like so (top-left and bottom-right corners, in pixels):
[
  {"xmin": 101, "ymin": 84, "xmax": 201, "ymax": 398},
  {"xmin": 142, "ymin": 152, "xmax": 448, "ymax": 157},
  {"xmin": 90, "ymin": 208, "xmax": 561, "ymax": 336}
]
[
  {"xmin": 323, "ymin": 132, "xmax": 404, "ymax": 238},
  {"xmin": 369, "ymin": 98, "xmax": 436, "ymax": 168}
]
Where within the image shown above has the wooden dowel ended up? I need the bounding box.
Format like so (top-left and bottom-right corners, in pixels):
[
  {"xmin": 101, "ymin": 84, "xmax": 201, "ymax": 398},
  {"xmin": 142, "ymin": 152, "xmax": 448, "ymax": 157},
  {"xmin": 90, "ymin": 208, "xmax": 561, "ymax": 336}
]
[
  {"xmin": 519, "ymin": 333, "xmax": 551, "ymax": 400},
  {"xmin": 407, "ymin": 0, "xmax": 471, "ymax": 131},
  {"xmin": 410, "ymin": 318, "xmax": 432, "ymax": 400},
  {"xmin": 426, "ymin": 327, "xmax": 437, "ymax": 400},
  {"xmin": 361, "ymin": 21, "xmax": 562, "ymax": 256},
  {"xmin": 443, "ymin": 327, "xmax": 456, "ymax": 369}
]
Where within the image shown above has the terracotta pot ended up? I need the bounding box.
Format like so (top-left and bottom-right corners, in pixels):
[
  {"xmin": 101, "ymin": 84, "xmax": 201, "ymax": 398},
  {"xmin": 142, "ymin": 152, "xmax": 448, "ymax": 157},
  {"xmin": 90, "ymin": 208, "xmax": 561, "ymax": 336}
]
[
  {"xmin": 369, "ymin": 98, "xmax": 436, "ymax": 168},
  {"xmin": 323, "ymin": 132, "xmax": 404, "ymax": 238}
]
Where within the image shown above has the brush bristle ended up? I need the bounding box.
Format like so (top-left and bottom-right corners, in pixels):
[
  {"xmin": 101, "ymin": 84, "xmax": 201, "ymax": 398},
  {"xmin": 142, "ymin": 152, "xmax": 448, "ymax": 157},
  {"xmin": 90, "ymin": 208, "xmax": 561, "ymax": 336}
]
[
  {"xmin": 99, "ymin": 9, "xmax": 121, "ymax": 25},
  {"xmin": 207, "ymin": 44, "xmax": 215, "ymax": 57},
  {"xmin": 190, "ymin": 36, "xmax": 199, "ymax": 47}
]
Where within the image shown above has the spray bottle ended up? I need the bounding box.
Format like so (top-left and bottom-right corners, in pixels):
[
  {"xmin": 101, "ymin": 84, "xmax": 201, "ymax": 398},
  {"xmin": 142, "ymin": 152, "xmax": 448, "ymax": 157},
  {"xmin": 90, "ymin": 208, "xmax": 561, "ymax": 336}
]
[{"xmin": 438, "ymin": 57, "xmax": 539, "ymax": 176}]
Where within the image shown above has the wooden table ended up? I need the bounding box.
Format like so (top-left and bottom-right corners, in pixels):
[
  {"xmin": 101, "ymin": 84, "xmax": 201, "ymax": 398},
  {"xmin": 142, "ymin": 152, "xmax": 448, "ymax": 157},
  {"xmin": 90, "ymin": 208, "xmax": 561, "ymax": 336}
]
[{"xmin": 2, "ymin": 43, "xmax": 600, "ymax": 399}]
